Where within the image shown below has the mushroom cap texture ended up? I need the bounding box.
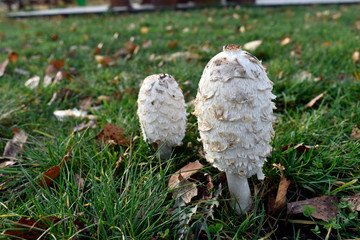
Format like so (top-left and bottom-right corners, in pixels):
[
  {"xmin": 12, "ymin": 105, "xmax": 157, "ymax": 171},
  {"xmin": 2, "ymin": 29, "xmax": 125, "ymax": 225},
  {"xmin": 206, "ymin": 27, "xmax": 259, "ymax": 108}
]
[
  {"xmin": 194, "ymin": 45, "xmax": 276, "ymax": 178},
  {"xmin": 137, "ymin": 74, "xmax": 187, "ymax": 147}
]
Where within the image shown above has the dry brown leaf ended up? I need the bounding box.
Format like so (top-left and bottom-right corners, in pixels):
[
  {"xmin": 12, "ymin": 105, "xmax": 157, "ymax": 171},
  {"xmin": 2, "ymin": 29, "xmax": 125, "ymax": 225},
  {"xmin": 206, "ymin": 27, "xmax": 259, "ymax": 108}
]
[
  {"xmin": 140, "ymin": 27, "xmax": 149, "ymax": 34},
  {"xmin": 73, "ymin": 120, "xmax": 97, "ymax": 132},
  {"xmin": 342, "ymin": 194, "xmax": 360, "ymax": 211},
  {"xmin": 168, "ymin": 161, "xmax": 204, "ymax": 204},
  {"xmin": 168, "ymin": 160, "xmax": 204, "ymax": 189},
  {"xmin": 125, "ymin": 41, "xmax": 140, "ymax": 55},
  {"xmin": 3, "ymin": 129, "xmax": 28, "ymax": 159},
  {"xmin": 352, "ymin": 51, "xmax": 359, "ymax": 64},
  {"xmin": 39, "ymin": 165, "xmax": 61, "ymax": 188},
  {"xmin": 95, "ymin": 55, "xmax": 116, "ymax": 67},
  {"xmin": 5, "ymin": 216, "xmax": 60, "ymax": 239},
  {"xmin": 78, "ymin": 97, "xmax": 93, "ymax": 111},
  {"xmin": 142, "ymin": 40, "xmax": 152, "ymax": 49},
  {"xmin": 167, "ymin": 40, "xmax": 178, "ymax": 49},
  {"xmin": 8, "ymin": 52, "xmax": 19, "ymax": 64},
  {"xmin": 96, "ymin": 123, "xmax": 129, "ymax": 146},
  {"xmin": 0, "ymin": 58, "xmax": 9, "ymax": 77},
  {"xmin": 281, "ymin": 36, "xmax": 291, "ymax": 46},
  {"xmin": 270, "ymin": 163, "xmax": 291, "ymax": 214},
  {"xmin": 305, "ymin": 91, "xmax": 327, "ymax": 108},
  {"xmin": 350, "ymin": 124, "xmax": 360, "ymax": 139},
  {"xmin": 287, "ymin": 196, "xmax": 338, "ymax": 222},
  {"xmin": 94, "ymin": 42, "xmax": 103, "ymax": 55}
]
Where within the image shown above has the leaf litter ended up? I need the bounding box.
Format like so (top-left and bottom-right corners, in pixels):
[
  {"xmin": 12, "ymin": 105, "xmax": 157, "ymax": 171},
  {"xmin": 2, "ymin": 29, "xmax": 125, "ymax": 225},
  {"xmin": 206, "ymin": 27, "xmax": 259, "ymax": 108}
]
[
  {"xmin": 1, "ymin": 129, "xmax": 28, "ymax": 169},
  {"xmin": 95, "ymin": 123, "xmax": 130, "ymax": 146}
]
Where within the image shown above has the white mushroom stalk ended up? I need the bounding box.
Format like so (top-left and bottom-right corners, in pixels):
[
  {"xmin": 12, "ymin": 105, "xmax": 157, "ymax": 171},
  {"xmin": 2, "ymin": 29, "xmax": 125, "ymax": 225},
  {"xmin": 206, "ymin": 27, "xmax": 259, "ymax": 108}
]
[
  {"xmin": 137, "ymin": 74, "xmax": 187, "ymax": 159},
  {"xmin": 194, "ymin": 44, "xmax": 276, "ymax": 213}
]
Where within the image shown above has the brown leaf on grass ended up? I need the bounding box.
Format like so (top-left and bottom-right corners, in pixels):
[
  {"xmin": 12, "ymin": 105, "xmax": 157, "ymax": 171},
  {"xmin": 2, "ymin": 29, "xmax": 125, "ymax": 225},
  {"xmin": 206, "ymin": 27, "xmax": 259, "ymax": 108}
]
[
  {"xmin": 0, "ymin": 58, "xmax": 9, "ymax": 77},
  {"xmin": 5, "ymin": 216, "xmax": 60, "ymax": 239},
  {"xmin": 95, "ymin": 55, "xmax": 116, "ymax": 67},
  {"xmin": 8, "ymin": 52, "xmax": 19, "ymax": 64},
  {"xmin": 79, "ymin": 97, "xmax": 93, "ymax": 111},
  {"xmin": 270, "ymin": 163, "xmax": 291, "ymax": 214},
  {"xmin": 167, "ymin": 40, "xmax": 178, "ymax": 49},
  {"xmin": 94, "ymin": 42, "xmax": 103, "ymax": 55},
  {"xmin": 142, "ymin": 40, "xmax": 152, "ymax": 49},
  {"xmin": 305, "ymin": 91, "xmax": 327, "ymax": 108},
  {"xmin": 73, "ymin": 120, "xmax": 97, "ymax": 132},
  {"xmin": 168, "ymin": 161, "xmax": 204, "ymax": 203},
  {"xmin": 39, "ymin": 147, "xmax": 74, "ymax": 188},
  {"xmin": 168, "ymin": 160, "xmax": 204, "ymax": 189},
  {"xmin": 140, "ymin": 27, "xmax": 149, "ymax": 34},
  {"xmin": 282, "ymin": 143, "xmax": 319, "ymax": 153},
  {"xmin": 350, "ymin": 124, "xmax": 360, "ymax": 139},
  {"xmin": 3, "ymin": 129, "xmax": 28, "ymax": 159},
  {"xmin": 281, "ymin": 36, "xmax": 291, "ymax": 46},
  {"xmin": 50, "ymin": 33, "xmax": 59, "ymax": 41},
  {"xmin": 287, "ymin": 196, "xmax": 339, "ymax": 222},
  {"xmin": 96, "ymin": 123, "xmax": 129, "ymax": 146},
  {"xmin": 39, "ymin": 165, "xmax": 61, "ymax": 188},
  {"xmin": 44, "ymin": 60, "xmax": 68, "ymax": 87},
  {"xmin": 352, "ymin": 51, "xmax": 359, "ymax": 64},
  {"xmin": 341, "ymin": 194, "xmax": 360, "ymax": 211},
  {"xmin": 124, "ymin": 40, "xmax": 140, "ymax": 55}
]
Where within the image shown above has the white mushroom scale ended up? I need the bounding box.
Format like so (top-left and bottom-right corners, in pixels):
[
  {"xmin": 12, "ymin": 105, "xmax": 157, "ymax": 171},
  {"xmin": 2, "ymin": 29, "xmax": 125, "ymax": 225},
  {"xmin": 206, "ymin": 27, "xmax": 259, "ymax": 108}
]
[
  {"xmin": 194, "ymin": 44, "xmax": 276, "ymax": 213},
  {"xmin": 137, "ymin": 73, "xmax": 187, "ymax": 159}
]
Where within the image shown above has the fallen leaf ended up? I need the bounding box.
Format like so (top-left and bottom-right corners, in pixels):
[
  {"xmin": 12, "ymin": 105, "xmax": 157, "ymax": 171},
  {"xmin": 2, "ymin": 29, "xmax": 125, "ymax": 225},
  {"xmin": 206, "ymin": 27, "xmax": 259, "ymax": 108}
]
[
  {"xmin": 287, "ymin": 196, "xmax": 339, "ymax": 222},
  {"xmin": 282, "ymin": 143, "xmax": 319, "ymax": 153},
  {"xmin": 24, "ymin": 76, "xmax": 40, "ymax": 89},
  {"xmin": 39, "ymin": 166, "xmax": 60, "ymax": 188},
  {"xmin": 270, "ymin": 163, "xmax": 291, "ymax": 214},
  {"xmin": 350, "ymin": 124, "xmax": 360, "ymax": 139},
  {"xmin": 8, "ymin": 52, "xmax": 19, "ymax": 64},
  {"xmin": 124, "ymin": 40, "xmax": 140, "ymax": 54},
  {"xmin": 95, "ymin": 55, "xmax": 116, "ymax": 67},
  {"xmin": 305, "ymin": 91, "xmax": 327, "ymax": 108},
  {"xmin": 73, "ymin": 120, "xmax": 97, "ymax": 132},
  {"xmin": 78, "ymin": 97, "xmax": 93, "ymax": 111},
  {"xmin": 352, "ymin": 51, "xmax": 359, "ymax": 64},
  {"xmin": 341, "ymin": 194, "xmax": 360, "ymax": 211},
  {"xmin": 297, "ymin": 70, "xmax": 313, "ymax": 82},
  {"xmin": 5, "ymin": 216, "xmax": 60, "ymax": 239},
  {"xmin": 281, "ymin": 36, "xmax": 291, "ymax": 46},
  {"xmin": 142, "ymin": 40, "xmax": 152, "ymax": 49},
  {"xmin": 168, "ymin": 160, "xmax": 204, "ymax": 189},
  {"xmin": 2, "ymin": 129, "xmax": 28, "ymax": 159},
  {"xmin": 173, "ymin": 177, "xmax": 198, "ymax": 204},
  {"xmin": 49, "ymin": 60, "xmax": 64, "ymax": 69},
  {"xmin": 140, "ymin": 27, "xmax": 149, "ymax": 34},
  {"xmin": 96, "ymin": 123, "xmax": 129, "ymax": 146},
  {"xmin": 94, "ymin": 42, "xmax": 103, "ymax": 55},
  {"xmin": 0, "ymin": 59, "xmax": 9, "ymax": 77},
  {"xmin": 243, "ymin": 40, "xmax": 262, "ymax": 52},
  {"xmin": 53, "ymin": 109, "xmax": 88, "ymax": 121},
  {"xmin": 51, "ymin": 33, "xmax": 59, "ymax": 41},
  {"xmin": 168, "ymin": 40, "xmax": 178, "ymax": 49}
]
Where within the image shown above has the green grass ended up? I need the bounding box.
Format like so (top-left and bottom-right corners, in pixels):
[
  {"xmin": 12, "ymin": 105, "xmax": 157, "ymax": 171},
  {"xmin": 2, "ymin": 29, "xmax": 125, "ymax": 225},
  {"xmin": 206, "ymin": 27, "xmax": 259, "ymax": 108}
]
[{"xmin": 1, "ymin": 3, "xmax": 360, "ymax": 239}]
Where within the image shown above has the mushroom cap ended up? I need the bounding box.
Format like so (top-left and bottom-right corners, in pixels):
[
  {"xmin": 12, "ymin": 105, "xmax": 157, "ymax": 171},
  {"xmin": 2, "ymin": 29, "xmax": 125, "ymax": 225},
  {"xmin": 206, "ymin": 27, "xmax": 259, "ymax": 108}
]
[
  {"xmin": 194, "ymin": 45, "xmax": 276, "ymax": 177},
  {"xmin": 137, "ymin": 73, "xmax": 187, "ymax": 147}
]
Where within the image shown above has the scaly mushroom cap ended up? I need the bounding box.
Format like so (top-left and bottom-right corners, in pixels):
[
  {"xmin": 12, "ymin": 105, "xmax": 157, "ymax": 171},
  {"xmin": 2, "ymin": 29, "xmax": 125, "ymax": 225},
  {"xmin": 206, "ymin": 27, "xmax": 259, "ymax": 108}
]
[
  {"xmin": 194, "ymin": 44, "xmax": 276, "ymax": 178},
  {"xmin": 137, "ymin": 73, "xmax": 187, "ymax": 147}
]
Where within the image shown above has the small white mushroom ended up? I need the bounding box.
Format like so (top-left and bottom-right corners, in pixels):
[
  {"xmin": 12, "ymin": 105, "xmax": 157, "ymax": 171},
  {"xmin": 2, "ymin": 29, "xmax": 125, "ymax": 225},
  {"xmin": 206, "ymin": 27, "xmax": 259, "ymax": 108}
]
[
  {"xmin": 194, "ymin": 44, "xmax": 276, "ymax": 213},
  {"xmin": 137, "ymin": 74, "xmax": 187, "ymax": 159}
]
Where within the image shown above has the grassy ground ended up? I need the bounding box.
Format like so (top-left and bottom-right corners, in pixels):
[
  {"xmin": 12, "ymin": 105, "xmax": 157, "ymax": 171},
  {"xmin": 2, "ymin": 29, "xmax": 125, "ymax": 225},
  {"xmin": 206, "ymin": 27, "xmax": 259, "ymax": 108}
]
[{"xmin": 1, "ymin": 3, "xmax": 360, "ymax": 239}]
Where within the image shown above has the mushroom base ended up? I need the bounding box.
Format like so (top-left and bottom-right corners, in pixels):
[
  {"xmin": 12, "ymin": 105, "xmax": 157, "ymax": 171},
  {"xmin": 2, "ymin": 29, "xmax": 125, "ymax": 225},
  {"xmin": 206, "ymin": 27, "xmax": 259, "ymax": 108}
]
[{"xmin": 226, "ymin": 172, "xmax": 252, "ymax": 214}]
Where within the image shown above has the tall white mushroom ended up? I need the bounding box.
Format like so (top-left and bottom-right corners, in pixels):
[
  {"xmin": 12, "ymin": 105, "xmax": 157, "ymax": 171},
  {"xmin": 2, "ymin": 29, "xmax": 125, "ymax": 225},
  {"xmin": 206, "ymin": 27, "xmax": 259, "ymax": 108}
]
[
  {"xmin": 137, "ymin": 74, "xmax": 187, "ymax": 159},
  {"xmin": 194, "ymin": 44, "xmax": 276, "ymax": 213}
]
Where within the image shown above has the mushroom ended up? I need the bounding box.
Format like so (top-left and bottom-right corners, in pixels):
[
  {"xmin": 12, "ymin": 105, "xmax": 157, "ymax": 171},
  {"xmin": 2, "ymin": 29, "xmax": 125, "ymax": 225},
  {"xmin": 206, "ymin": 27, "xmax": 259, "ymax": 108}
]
[
  {"xmin": 194, "ymin": 44, "xmax": 276, "ymax": 213},
  {"xmin": 137, "ymin": 73, "xmax": 187, "ymax": 159}
]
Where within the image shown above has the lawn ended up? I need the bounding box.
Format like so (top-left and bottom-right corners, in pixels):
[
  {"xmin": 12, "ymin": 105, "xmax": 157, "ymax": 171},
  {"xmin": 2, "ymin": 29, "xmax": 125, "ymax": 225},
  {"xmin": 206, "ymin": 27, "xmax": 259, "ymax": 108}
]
[{"xmin": 1, "ymin": 3, "xmax": 360, "ymax": 239}]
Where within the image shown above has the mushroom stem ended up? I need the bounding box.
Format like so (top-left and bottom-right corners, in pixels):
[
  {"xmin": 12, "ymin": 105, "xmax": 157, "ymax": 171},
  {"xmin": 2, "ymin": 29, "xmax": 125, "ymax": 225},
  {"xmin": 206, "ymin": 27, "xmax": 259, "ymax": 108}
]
[
  {"xmin": 157, "ymin": 144, "xmax": 172, "ymax": 160},
  {"xmin": 226, "ymin": 172, "xmax": 252, "ymax": 214}
]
